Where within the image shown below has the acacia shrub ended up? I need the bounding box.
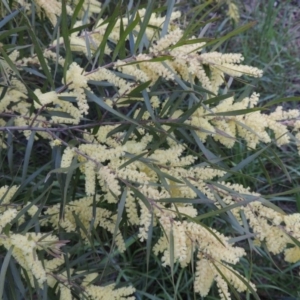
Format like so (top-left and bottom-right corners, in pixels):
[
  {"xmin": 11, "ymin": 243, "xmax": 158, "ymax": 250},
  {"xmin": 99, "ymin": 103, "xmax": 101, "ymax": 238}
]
[{"xmin": 1, "ymin": 1, "xmax": 300, "ymax": 299}]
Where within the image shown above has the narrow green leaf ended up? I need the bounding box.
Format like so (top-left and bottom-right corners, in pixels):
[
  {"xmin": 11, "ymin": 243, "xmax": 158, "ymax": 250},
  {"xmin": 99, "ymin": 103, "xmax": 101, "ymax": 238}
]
[
  {"xmin": 142, "ymin": 89, "xmax": 156, "ymax": 121},
  {"xmin": 23, "ymin": 67, "xmax": 47, "ymax": 79},
  {"xmin": 119, "ymin": 151, "xmax": 149, "ymax": 170},
  {"xmin": 21, "ymin": 186, "xmax": 52, "ymax": 233},
  {"xmin": 118, "ymin": 16, "xmax": 126, "ymax": 59},
  {"xmin": 85, "ymin": 89, "xmax": 140, "ymax": 126},
  {"xmin": 62, "ymin": 158, "xmax": 77, "ymax": 219},
  {"xmin": 177, "ymin": 101, "xmax": 204, "ymax": 123},
  {"xmin": 169, "ymin": 226, "xmax": 175, "ymax": 278},
  {"xmin": 127, "ymin": 80, "xmax": 152, "ymax": 97},
  {"xmin": 5, "ymin": 119, "xmax": 14, "ymax": 175},
  {"xmin": 263, "ymin": 96, "xmax": 300, "ymax": 108},
  {"xmin": 69, "ymin": 23, "xmax": 90, "ymax": 35},
  {"xmin": 146, "ymin": 212, "xmax": 154, "ymax": 279},
  {"xmin": 83, "ymin": 30, "xmax": 92, "ymax": 62},
  {"xmin": 0, "ymin": 48, "xmax": 22, "ymax": 80},
  {"xmin": 157, "ymin": 197, "xmax": 213, "ymax": 204},
  {"xmin": 22, "ymin": 15, "xmax": 54, "ymax": 89},
  {"xmin": 61, "ymin": 0, "xmax": 72, "ymax": 83},
  {"xmin": 179, "ymin": 0, "xmax": 214, "ymax": 40},
  {"xmin": 210, "ymin": 22, "xmax": 257, "ymax": 50},
  {"xmin": 148, "ymin": 164, "xmax": 183, "ymax": 184},
  {"xmin": 196, "ymin": 199, "xmax": 254, "ymax": 221},
  {"xmin": 113, "ymin": 188, "xmax": 127, "ymax": 242},
  {"xmin": 9, "ymin": 260, "xmax": 25, "ymax": 298},
  {"xmin": 190, "ymin": 130, "xmax": 222, "ymax": 163},
  {"xmin": 205, "ymin": 107, "xmax": 263, "ymax": 117},
  {"xmin": 269, "ymin": 147, "xmax": 291, "ymax": 183},
  {"xmin": 257, "ymin": 157, "xmax": 272, "ymax": 186},
  {"xmin": 1, "ymin": 0, "xmax": 11, "ymax": 12},
  {"xmin": 182, "ymin": 177, "xmax": 211, "ymax": 202},
  {"xmin": 122, "ymin": 106, "xmax": 147, "ymax": 144},
  {"xmin": 220, "ymin": 144, "xmax": 270, "ymax": 181},
  {"xmin": 112, "ymin": 12, "xmax": 141, "ymax": 61},
  {"xmin": 0, "ymin": 246, "xmax": 14, "ymax": 299},
  {"xmin": 203, "ymin": 92, "xmax": 234, "ymax": 105},
  {"xmin": 0, "ymin": 9, "xmax": 21, "ymax": 29},
  {"xmin": 21, "ymin": 131, "xmax": 35, "ymax": 185},
  {"xmin": 70, "ymin": 0, "xmax": 85, "ymax": 28},
  {"xmin": 134, "ymin": 1, "xmax": 155, "ymax": 53},
  {"xmin": 0, "ymin": 26, "xmax": 27, "ymax": 40},
  {"xmin": 72, "ymin": 212, "xmax": 94, "ymax": 248},
  {"xmin": 44, "ymin": 163, "xmax": 82, "ymax": 183},
  {"xmin": 96, "ymin": 1, "xmax": 121, "ymax": 64},
  {"xmin": 161, "ymin": 0, "xmax": 175, "ymax": 37},
  {"xmin": 124, "ymin": 55, "xmax": 174, "ymax": 66},
  {"xmin": 130, "ymin": 186, "xmax": 151, "ymax": 210},
  {"xmin": 266, "ymin": 186, "xmax": 300, "ymax": 198}
]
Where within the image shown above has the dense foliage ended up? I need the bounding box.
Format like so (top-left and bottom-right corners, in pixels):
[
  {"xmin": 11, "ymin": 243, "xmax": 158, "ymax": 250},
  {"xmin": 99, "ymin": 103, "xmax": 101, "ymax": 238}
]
[{"xmin": 1, "ymin": 0, "xmax": 300, "ymax": 299}]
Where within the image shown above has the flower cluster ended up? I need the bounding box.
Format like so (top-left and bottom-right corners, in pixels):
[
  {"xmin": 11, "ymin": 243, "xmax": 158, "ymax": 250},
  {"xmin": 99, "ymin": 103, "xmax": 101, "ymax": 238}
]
[
  {"xmin": 10, "ymin": 0, "xmax": 101, "ymax": 26},
  {"xmin": 0, "ymin": 186, "xmax": 134, "ymax": 298}
]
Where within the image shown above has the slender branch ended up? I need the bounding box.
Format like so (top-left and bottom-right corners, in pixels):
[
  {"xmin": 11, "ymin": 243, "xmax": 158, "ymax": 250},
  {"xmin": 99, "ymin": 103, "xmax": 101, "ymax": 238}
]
[{"xmin": 0, "ymin": 118, "xmax": 182, "ymax": 132}]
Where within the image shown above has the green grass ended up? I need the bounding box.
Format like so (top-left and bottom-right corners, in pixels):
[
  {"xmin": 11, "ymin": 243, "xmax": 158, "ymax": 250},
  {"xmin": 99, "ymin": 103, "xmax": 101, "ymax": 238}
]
[{"xmin": 228, "ymin": 0, "xmax": 300, "ymax": 102}]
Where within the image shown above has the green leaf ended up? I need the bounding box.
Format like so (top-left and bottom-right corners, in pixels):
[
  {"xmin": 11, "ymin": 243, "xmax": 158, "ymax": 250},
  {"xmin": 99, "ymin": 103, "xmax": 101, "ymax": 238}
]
[
  {"xmin": 146, "ymin": 211, "xmax": 153, "ymax": 278},
  {"xmin": 112, "ymin": 188, "xmax": 127, "ymax": 244},
  {"xmin": 205, "ymin": 107, "xmax": 263, "ymax": 117},
  {"xmin": 0, "ymin": 48, "xmax": 22, "ymax": 80},
  {"xmin": 44, "ymin": 162, "xmax": 83, "ymax": 183},
  {"xmin": 131, "ymin": 186, "xmax": 151, "ymax": 210},
  {"xmin": 266, "ymin": 186, "xmax": 300, "ymax": 198},
  {"xmin": 124, "ymin": 55, "xmax": 174, "ymax": 66},
  {"xmin": 21, "ymin": 186, "xmax": 52, "ymax": 233},
  {"xmin": 263, "ymin": 96, "xmax": 300, "ymax": 108},
  {"xmin": 70, "ymin": 0, "xmax": 85, "ymax": 28},
  {"xmin": 127, "ymin": 80, "xmax": 152, "ymax": 97},
  {"xmin": 119, "ymin": 151, "xmax": 149, "ymax": 170},
  {"xmin": 96, "ymin": 1, "xmax": 121, "ymax": 64},
  {"xmin": 69, "ymin": 23, "xmax": 90, "ymax": 35},
  {"xmin": 210, "ymin": 21, "xmax": 257, "ymax": 50},
  {"xmin": 21, "ymin": 131, "xmax": 35, "ymax": 185},
  {"xmin": 0, "ymin": 246, "xmax": 14, "ymax": 299},
  {"xmin": 190, "ymin": 130, "xmax": 223, "ymax": 163},
  {"xmin": 157, "ymin": 197, "xmax": 213, "ymax": 204},
  {"xmin": 85, "ymin": 89, "xmax": 140, "ymax": 127},
  {"xmin": 220, "ymin": 144, "xmax": 271, "ymax": 181},
  {"xmin": 203, "ymin": 92, "xmax": 234, "ymax": 105},
  {"xmin": 134, "ymin": 1, "xmax": 155, "ymax": 53},
  {"xmin": 142, "ymin": 89, "xmax": 156, "ymax": 121},
  {"xmin": 169, "ymin": 226, "xmax": 175, "ymax": 278},
  {"xmin": 61, "ymin": 0, "xmax": 72, "ymax": 83},
  {"xmin": 179, "ymin": 0, "xmax": 214, "ymax": 40},
  {"xmin": 0, "ymin": 8, "xmax": 21, "ymax": 29},
  {"xmin": 22, "ymin": 14, "xmax": 54, "ymax": 89},
  {"xmin": 195, "ymin": 198, "xmax": 254, "ymax": 221},
  {"xmin": 0, "ymin": 26, "xmax": 27, "ymax": 40},
  {"xmin": 62, "ymin": 158, "xmax": 78, "ymax": 220},
  {"xmin": 161, "ymin": 0, "xmax": 175, "ymax": 37},
  {"xmin": 112, "ymin": 12, "xmax": 140, "ymax": 61}
]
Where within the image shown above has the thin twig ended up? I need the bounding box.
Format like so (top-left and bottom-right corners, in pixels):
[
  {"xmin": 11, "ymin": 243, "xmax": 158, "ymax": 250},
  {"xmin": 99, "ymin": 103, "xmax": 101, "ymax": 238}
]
[{"xmin": 0, "ymin": 118, "xmax": 182, "ymax": 132}]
